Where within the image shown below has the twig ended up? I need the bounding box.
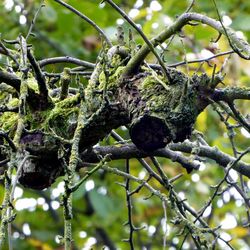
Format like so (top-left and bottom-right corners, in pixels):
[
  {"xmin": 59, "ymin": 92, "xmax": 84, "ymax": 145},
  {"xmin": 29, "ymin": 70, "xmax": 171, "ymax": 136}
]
[
  {"xmin": 0, "ymin": 71, "xmax": 21, "ymax": 91},
  {"xmin": 54, "ymin": 0, "xmax": 112, "ymax": 47},
  {"xmin": 0, "ymin": 131, "xmax": 16, "ymax": 152},
  {"xmin": 125, "ymin": 159, "xmax": 135, "ymax": 250},
  {"xmin": 124, "ymin": 12, "xmax": 250, "ymax": 76},
  {"xmin": 13, "ymin": 36, "xmax": 29, "ymax": 147},
  {"xmin": 26, "ymin": 0, "xmax": 45, "ymax": 40},
  {"xmin": 62, "ymin": 99, "xmax": 87, "ymax": 250},
  {"xmin": 27, "ymin": 49, "xmax": 48, "ymax": 101},
  {"xmin": 227, "ymin": 102, "xmax": 250, "ymax": 132},
  {"xmin": 103, "ymin": 0, "xmax": 170, "ymax": 80},
  {"xmin": 7, "ymin": 155, "xmax": 37, "ymax": 250},
  {"xmin": 212, "ymin": 0, "xmax": 250, "ymax": 60},
  {"xmin": 167, "ymin": 50, "xmax": 234, "ymax": 67},
  {"xmin": 0, "ymin": 160, "xmax": 15, "ymax": 248},
  {"xmin": 185, "ymin": 0, "xmax": 196, "ymax": 13},
  {"xmin": 0, "ymin": 159, "xmax": 10, "ymax": 167},
  {"xmin": 0, "ymin": 40, "xmax": 19, "ymax": 68},
  {"xmin": 39, "ymin": 56, "xmax": 95, "ymax": 68},
  {"xmin": 60, "ymin": 68, "xmax": 70, "ymax": 100},
  {"xmin": 69, "ymin": 155, "xmax": 110, "ymax": 193}
]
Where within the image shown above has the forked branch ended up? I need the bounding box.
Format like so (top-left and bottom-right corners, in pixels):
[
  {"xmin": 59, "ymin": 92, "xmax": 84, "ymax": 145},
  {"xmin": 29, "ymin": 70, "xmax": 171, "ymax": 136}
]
[{"xmin": 123, "ymin": 12, "xmax": 250, "ymax": 76}]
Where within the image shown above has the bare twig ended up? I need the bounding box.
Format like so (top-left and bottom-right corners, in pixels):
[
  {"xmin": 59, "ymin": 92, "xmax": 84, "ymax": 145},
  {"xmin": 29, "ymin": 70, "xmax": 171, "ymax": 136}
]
[
  {"xmin": 125, "ymin": 159, "xmax": 135, "ymax": 250},
  {"xmin": 167, "ymin": 50, "xmax": 234, "ymax": 68},
  {"xmin": 0, "ymin": 40, "xmax": 19, "ymax": 68},
  {"xmin": 227, "ymin": 102, "xmax": 250, "ymax": 132},
  {"xmin": 103, "ymin": 0, "xmax": 170, "ymax": 80},
  {"xmin": 27, "ymin": 49, "xmax": 48, "ymax": 101},
  {"xmin": 124, "ymin": 12, "xmax": 250, "ymax": 76},
  {"xmin": 39, "ymin": 56, "xmax": 95, "ymax": 68},
  {"xmin": 54, "ymin": 0, "xmax": 112, "ymax": 47},
  {"xmin": 26, "ymin": 0, "xmax": 45, "ymax": 40},
  {"xmin": 212, "ymin": 0, "xmax": 250, "ymax": 60}
]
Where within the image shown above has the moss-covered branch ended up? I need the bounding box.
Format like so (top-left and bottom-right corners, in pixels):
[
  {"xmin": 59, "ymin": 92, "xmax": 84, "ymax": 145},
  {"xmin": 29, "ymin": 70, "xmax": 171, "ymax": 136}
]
[
  {"xmin": 0, "ymin": 20, "xmax": 249, "ymax": 191},
  {"xmin": 212, "ymin": 87, "xmax": 250, "ymax": 102}
]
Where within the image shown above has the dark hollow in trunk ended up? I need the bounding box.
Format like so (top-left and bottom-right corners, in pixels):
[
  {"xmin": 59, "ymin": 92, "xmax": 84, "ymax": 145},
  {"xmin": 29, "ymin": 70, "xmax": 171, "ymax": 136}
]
[
  {"xmin": 119, "ymin": 68, "xmax": 211, "ymax": 152},
  {"xmin": 130, "ymin": 115, "xmax": 171, "ymax": 152}
]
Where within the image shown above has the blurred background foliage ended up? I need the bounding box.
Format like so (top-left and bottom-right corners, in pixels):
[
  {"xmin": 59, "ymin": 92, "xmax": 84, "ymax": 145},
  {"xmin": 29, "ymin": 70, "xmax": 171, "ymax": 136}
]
[{"xmin": 0, "ymin": 0, "xmax": 250, "ymax": 249}]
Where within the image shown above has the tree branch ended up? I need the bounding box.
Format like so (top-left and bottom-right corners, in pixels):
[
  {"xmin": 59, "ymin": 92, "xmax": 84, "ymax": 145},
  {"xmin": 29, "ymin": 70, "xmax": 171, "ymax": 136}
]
[
  {"xmin": 39, "ymin": 56, "xmax": 95, "ymax": 68},
  {"xmin": 169, "ymin": 141, "xmax": 250, "ymax": 177},
  {"xmin": 54, "ymin": 0, "xmax": 112, "ymax": 47},
  {"xmin": 27, "ymin": 49, "xmax": 48, "ymax": 102},
  {"xmin": 80, "ymin": 142, "xmax": 250, "ymax": 178},
  {"xmin": 124, "ymin": 12, "xmax": 250, "ymax": 75},
  {"xmin": 212, "ymin": 87, "xmax": 250, "ymax": 102},
  {"xmin": 0, "ymin": 71, "xmax": 20, "ymax": 91},
  {"xmin": 104, "ymin": 0, "xmax": 169, "ymax": 79}
]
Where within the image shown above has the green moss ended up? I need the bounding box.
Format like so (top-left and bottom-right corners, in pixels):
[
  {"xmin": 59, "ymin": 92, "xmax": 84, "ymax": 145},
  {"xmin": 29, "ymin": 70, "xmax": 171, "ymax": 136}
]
[
  {"xmin": 98, "ymin": 66, "xmax": 125, "ymax": 91},
  {"xmin": 27, "ymin": 77, "xmax": 39, "ymax": 93},
  {"xmin": 54, "ymin": 93, "xmax": 80, "ymax": 108},
  {"xmin": 8, "ymin": 98, "xmax": 19, "ymax": 108},
  {"xmin": 42, "ymin": 96, "xmax": 80, "ymax": 139},
  {"xmin": 140, "ymin": 74, "xmax": 183, "ymax": 113},
  {"xmin": 0, "ymin": 112, "xmax": 18, "ymax": 132},
  {"xmin": 24, "ymin": 109, "xmax": 50, "ymax": 130},
  {"xmin": 21, "ymin": 94, "xmax": 80, "ymax": 139},
  {"xmin": 44, "ymin": 107, "xmax": 78, "ymax": 139}
]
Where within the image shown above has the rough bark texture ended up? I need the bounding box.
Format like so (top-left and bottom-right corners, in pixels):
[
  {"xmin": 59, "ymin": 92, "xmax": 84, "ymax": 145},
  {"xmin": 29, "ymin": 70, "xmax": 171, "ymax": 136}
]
[
  {"xmin": 0, "ymin": 44, "xmax": 224, "ymax": 189},
  {"xmin": 18, "ymin": 131, "xmax": 62, "ymax": 189},
  {"xmin": 119, "ymin": 68, "xmax": 212, "ymax": 151}
]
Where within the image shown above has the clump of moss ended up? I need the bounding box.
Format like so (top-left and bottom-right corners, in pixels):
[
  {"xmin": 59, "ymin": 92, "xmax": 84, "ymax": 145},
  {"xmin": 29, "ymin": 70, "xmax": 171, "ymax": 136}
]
[
  {"xmin": 42, "ymin": 94, "xmax": 80, "ymax": 139},
  {"xmin": 44, "ymin": 107, "xmax": 79, "ymax": 139},
  {"xmin": 0, "ymin": 112, "xmax": 18, "ymax": 133},
  {"xmin": 98, "ymin": 66, "xmax": 125, "ymax": 91}
]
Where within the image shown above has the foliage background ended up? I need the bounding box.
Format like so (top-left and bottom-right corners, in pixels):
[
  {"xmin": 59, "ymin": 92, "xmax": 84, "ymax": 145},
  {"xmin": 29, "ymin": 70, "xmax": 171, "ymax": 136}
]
[{"xmin": 0, "ymin": 0, "xmax": 250, "ymax": 249}]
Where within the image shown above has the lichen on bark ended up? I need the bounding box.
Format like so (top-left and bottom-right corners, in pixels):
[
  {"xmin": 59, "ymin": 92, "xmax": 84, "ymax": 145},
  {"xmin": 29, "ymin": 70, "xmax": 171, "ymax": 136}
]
[
  {"xmin": 0, "ymin": 41, "xmax": 220, "ymax": 189},
  {"xmin": 118, "ymin": 66, "xmax": 213, "ymax": 151}
]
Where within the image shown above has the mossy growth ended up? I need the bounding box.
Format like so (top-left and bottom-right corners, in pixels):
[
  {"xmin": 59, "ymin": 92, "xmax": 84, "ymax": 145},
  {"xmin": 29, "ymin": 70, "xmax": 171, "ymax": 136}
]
[
  {"xmin": 127, "ymin": 68, "xmax": 213, "ymax": 151},
  {"xmin": 98, "ymin": 66, "xmax": 125, "ymax": 91},
  {"xmin": 42, "ymin": 94, "xmax": 80, "ymax": 139},
  {"xmin": 0, "ymin": 112, "xmax": 18, "ymax": 133},
  {"xmin": 0, "ymin": 81, "xmax": 81, "ymax": 141},
  {"xmin": 0, "ymin": 93, "xmax": 19, "ymax": 134},
  {"xmin": 26, "ymin": 77, "xmax": 40, "ymax": 94},
  {"xmin": 85, "ymin": 45, "xmax": 129, "ymax": 112}
]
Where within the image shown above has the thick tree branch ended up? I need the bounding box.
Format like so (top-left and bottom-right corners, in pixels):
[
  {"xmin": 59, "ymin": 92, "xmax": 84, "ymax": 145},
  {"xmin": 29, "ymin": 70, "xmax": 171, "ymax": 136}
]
[
  {"xmin": 80, "ymin": 142, "xmax": 195, "ymax": 167},
  {"xmin": 212, "ymin": 87, "xmax": 250, "ymax": 102},
  {"xmin": 0, "ymin": 71, "xmax": 20, "ymax": 91},
  {"xmin": 80, "ymin": 142, "xmax": 250, "ymax": 177}
]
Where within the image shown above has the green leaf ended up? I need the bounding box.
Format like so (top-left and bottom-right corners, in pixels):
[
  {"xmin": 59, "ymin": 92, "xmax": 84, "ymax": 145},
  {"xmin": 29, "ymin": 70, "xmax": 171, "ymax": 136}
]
[
  {"xmin": 89, "ymin": 190, "xmax": 121, "ymax": 223},
  {"xmin": 232, "ymin": 15, "xmax": 250, "ymax": 31}
]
